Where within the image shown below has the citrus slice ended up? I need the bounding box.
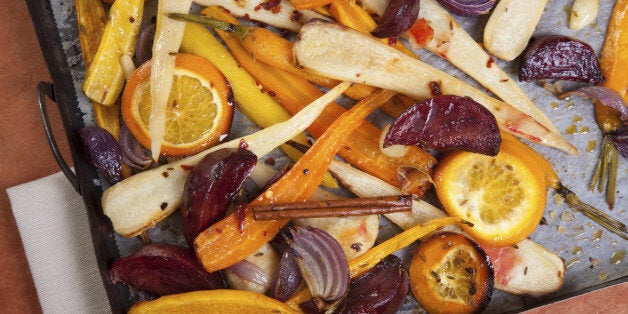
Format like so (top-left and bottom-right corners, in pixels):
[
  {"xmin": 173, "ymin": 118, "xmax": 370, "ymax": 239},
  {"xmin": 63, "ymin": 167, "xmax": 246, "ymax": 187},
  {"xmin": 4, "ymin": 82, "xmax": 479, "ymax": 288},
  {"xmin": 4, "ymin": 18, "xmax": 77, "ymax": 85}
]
[
  {"xmin": 409, "ymin": 232, "xmax": 493, "ymax": 314},
  {"xmin": 434, "ymin": 142, "xmax": 546, "ymax": 246},
  {"xmin": 122, "ymin": 53, "xmax": 233, "ymax": 157},
  {"xmin": 128, "ymin": 289, "xmax": 297, "ymax": 313}
]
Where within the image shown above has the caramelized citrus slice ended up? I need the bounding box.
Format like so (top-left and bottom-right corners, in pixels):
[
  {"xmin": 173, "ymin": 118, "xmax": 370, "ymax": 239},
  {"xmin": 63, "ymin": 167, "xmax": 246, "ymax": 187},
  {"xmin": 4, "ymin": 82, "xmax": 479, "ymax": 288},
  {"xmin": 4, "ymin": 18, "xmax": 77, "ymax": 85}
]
[
  {"xmin": 122, "ymin": 53, "xmax": 233, "ymax": 157},
  {"xmin": 434, "ymin": 142, "xmax": 546, "ymax": 246},
  {"xmin": 409, "ymin": 232, "xmax": 494, "ymax": 314}
]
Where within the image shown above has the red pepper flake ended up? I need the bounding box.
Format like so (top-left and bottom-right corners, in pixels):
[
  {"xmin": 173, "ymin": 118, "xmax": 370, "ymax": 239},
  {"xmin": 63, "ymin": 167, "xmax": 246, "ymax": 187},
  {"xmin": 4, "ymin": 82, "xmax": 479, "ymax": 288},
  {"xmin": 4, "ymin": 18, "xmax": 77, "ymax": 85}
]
[
  {"xmin": 242, "ymin": 13, "xmax": 251, "ymax": 21},
  {"xmin": 500, "ymin": 78, "xmax": 509, "ymax": 82},
  {"xmin": 429, "ymin": 81, "xmax": 442, "ymax": 96},
  {"xmin": 267, "ymin": 90, "xmax": 277, "ymax": 97},
  {"xmin": 160, "ymin": 202, "xmax": 168, "ymax": 210},
  {"xmin": 351, "ymin": 242, "xmax": 363, "ymax": 252},
  {"xmin": 215, "ymin": 228, "xmax": 222, "ymax": 234},
  {"xmin": 356, "ymin": 73, "xmax": 361, "ymax": 78},
  {"xmin": 264, "ymin": 157, "xmax": 276, "ymax": 166},
  {"xmin": 181, "ymin": 164, "xmax": 194, "ymax": 171},
  {"xmin": 162, "ymin": 171, "xmax": 169, "ymax": 178},
  {"xmin": 408, "ymin": 19, "xmax": 434, "ymax": 48},
  {"xmin": 388, "ymin": 37, "xmax": 398, "ymax": 46},
  {"xmin": 239, "ymin": 139, "xmax": 249, "ymax": 149},
  {"xmin": 263, "ymin": 231, "xmax": 269, "ymax": 237},
  {"xmin": 486, "ymin": 57, "xmax": 495, "ymax": 68},
  {"xmin": 290, "ymin": 10, "xmax": 303, "ymax": 22},
  {"xmin": 129, "ymin": 16, "xmax": 135, "ymax": 23}
]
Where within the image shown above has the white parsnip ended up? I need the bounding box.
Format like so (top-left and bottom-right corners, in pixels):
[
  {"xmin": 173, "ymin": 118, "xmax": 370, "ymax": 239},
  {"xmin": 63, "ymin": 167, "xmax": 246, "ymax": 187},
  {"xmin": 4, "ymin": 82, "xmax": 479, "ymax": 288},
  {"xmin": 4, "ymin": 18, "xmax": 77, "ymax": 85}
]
[
  {"xmin": 149, "ymin": 0, "xmax": 193, "ymax": 161},
  {"xmin": 192, "ymin": 0, "xmax": 329, "ymax": 32},
  {"xmin": 294, "ymin": 21, "xmax": 576, "ymax": 154},
  {"xmin": 484, "ymin": 0, "xmax": 549, "ymax": 61},
  {"xmin": 412, "ymin": 0, "xmax": 562, "ymax": 136},
  {"xmin": 102, "ymin": 82, "xmax": 351, "ymax": 237}
]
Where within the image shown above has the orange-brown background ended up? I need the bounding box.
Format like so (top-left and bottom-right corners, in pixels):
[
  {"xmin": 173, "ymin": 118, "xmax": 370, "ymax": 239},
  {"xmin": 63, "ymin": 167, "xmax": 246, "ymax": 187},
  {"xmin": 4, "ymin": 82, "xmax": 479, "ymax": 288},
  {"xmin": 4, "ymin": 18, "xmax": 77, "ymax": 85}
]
[{"xmin": 0, "ymin": 1, "xmax": 624, "ymax": 313}]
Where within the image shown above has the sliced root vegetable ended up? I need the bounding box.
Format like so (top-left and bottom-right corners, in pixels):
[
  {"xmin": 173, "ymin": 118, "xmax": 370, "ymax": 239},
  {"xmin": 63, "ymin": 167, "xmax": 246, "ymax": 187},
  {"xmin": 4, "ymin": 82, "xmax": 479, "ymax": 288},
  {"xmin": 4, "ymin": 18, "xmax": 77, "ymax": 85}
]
[
  {"xmin": 82, "ymin": 0, "xmax": 144, "ymax": 106},
  {"xmin": 294, "ymin": 21, "xmax": 576, "ymax": 154},
  {"xmin": 384, "ymin": 95, "xmax": 502, "ymax": 156},
  {"xmin": 600, "ymin": 0, "xmax": 628, "ymax": 103},
  {"xmin": 483, "ymin": 0, "xmax": 549, "ymax": 61},
  {"xmin": 436, "ymin": 0, "xmax": 496, "ymax": 16},
  {"xmin": 482, "ymin": 240, "xmax": 565, "ymax": 296},
  {"xmin": 179, "ymin": 22, "xmax": 338, "ymax": 189},
  {"xmin": 193, "ymin": 0, "xmax": 329, "ymax": 32},
  {"xmin": 75, "ymin": 0, "xmax": 121, "ymax": 138},
  {"xmin": 102, "ymin": 82, "xmax": 351, "ymax": 237},
  {"xmin": 370, "ymin": 0, "xmax": 420, "ymax": 38},
  {"xmin": 204, "ymin": 7, "xmax": 436, "ymax": 196},
  {"xmin": 149, "ymin": 0, "xmax": 193, "ymax": 160},
  {"xmin": 409, "ymin": 0, "xmax": 562, "ymax": 136},
  {"xmin": 520, "ymin": 36, "xmax": 605, "ymax": 84},
  {"xmin": 193, "ymin": 87, "xmax": 391, "ymax": 273},
  {"xmin": 224, "ymin": 243, "xmax": 279, "ymax": 294}
]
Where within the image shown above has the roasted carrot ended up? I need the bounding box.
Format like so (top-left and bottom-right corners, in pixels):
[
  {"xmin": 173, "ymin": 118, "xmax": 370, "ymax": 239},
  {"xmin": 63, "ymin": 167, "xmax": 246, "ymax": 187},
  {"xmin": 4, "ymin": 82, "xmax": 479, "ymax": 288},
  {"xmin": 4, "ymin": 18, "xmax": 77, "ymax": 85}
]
[
  {"xmin": 179, "ymin": 22, "xmax": 338, "ymax": 188},
  {"xmin": 289, "ymin": 0, "xmax": 332, "ymax": 9},
  {"xmin": 170, "ymin": 12, "xmax": 376, "ymax": 100},
  {"xmin": 590, "ymin": 0, "xmax": 628, "ymax": 209},
  {"xmin": 75, "ymin": 0, "xmax": 121, "ymax": 138},
  {"xmin": 201, "ymin": 6, "xmax": 437, "ymax": 196},
  {"xmin": 194, "ymin": 89, "xmax": 397, "ymax": 272}
]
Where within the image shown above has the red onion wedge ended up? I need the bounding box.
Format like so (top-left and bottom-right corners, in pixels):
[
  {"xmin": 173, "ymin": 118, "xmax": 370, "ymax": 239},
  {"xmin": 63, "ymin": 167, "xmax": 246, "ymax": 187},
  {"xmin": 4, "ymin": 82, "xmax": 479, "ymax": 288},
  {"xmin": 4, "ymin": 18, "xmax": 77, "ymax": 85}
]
[
  {"xmin": 109, "ymin": 244, "xmax": 225, "ymax": 296},
  {"xmin": 613, "ymin": 126, "xmax": 628, "ymax": 158},
  {"xmin": 227, "ymin": 259, "xmax": 271, "ymax": 288},
  {"xmin": 437, "ymin": 0, "xmax": 496, "ymax": 16},
  {"xmin": 287, "ymin": 225, "xmax": 350, "ymax": 311},
  {"xmin": 80, "ymin": 126, "xmax": 122, "ymax": 184},
  {"xmin": 384, "ymin": 95, "xmax": 501, "ymax": 156},
  {"xmin": 371, "ymin": 0, "xmax": 421, "ymax": 38},
  {"xmin": 135, "ymin": 23, "xmax": 155, "ymax": 67},
  {"xmin": 338, "ymin": 254, "xmax": 410, "ymax": 314},
  {"xmin": 520, "ymin": 36, "xmax": 605, "ymax": 84},
  {"xmin": 119, "ymin": 123, "xmax": 153, "ymax": 170},
  {"xmin": 270, "ymin": 249, "xmax": 304, "ymax": 302},
  {"xmin": 180, "ymin": 147, "xmax": 257, "ymax": 246}
]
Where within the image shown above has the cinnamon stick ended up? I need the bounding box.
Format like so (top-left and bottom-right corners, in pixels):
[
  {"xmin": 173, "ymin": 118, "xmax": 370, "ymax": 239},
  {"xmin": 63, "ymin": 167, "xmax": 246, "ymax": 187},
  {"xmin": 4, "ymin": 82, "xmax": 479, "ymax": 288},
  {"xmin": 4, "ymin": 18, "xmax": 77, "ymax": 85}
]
[{"xmin": 253, "ymin": 195, "xmax": 412, "ymax": 220}]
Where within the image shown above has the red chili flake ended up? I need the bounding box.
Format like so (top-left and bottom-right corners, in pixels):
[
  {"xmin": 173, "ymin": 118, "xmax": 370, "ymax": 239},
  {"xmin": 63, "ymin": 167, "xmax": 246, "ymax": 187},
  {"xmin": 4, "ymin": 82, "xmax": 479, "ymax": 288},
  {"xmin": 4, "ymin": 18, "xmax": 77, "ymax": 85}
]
[
  {"xmin": 215, "ymin": 228, "xmax": 222, "ymax": 234},
  {"xmin": 267, "ymin": 90, "xmax": 277, "ymax": 97},
  {"xmin": 263, "ymin": 231, "xmax": 269, "ymax": 237},
  {"xmin": 129, "ymin": 16, "xmax": 136, "ymax": 23},
  {"xmin": 254, "ymin": 3, "xmax": 263, "ymax": 11},
  {"xmin": 160, "ymin": 202, "xmax": 168, "ymax": 210},
  {"xmin": 264, "ymin": 157, "xmax": 276, "ymax": 166},
  {"xmin": 162, "ymin": 171, "xmax": 169, "ymax": 178},
  {"xmin": 242, "ymin": 13, "xmax": 251, "ymax": 21},
  {"xmin": 388, "ymin": 37, "xmax": 398, "ymax": 46},
  {"xmin": 408, "ymin": 19, "xmax": 434, "ymax": 48},
  {"xmin": 429, "ymin": 81, "xmax": 442, "ymax": 96},
  {"xmin": 486, "ymin": 57, "xmax": 495, "ymax": 68},
  {"xmin": 181, "ymin": 164, "xmax": 194, "ymax": 171},
  {"xmin": 290, "ymin": 10, "xmax": 303, "ymax": 22},
  {"xmin": 356, "ymin": 73, "xmax": 361, "ymax": 78},
  {"xmin": 239, "ymin": 139, "xmax": 249, "ymax": 149},
  {"xmin": 351, "ymin": 242, "xmax": 363, "ymax": 252},
  {"xmin": 500, "ymin": 78, "xmax": 509, "ymax": 82}
]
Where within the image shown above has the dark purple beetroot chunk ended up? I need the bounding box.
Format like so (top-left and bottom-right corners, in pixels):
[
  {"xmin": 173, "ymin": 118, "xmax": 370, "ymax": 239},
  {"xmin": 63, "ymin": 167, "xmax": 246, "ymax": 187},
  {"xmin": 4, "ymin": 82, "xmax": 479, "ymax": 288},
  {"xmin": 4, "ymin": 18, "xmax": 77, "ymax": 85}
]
[
  {"xmin": 181, "ymin": 147, "xmax": 257, "ymax": 246},
  {"xmin": 520, "ymin": 35, "xmax": 604, "ymax": 84},
  {"xmin": 109, "ymin": 244, "xmax": 225, "ymax": 296},
  {"xmin": 384, "ymin": 95, "xmax": 501, "ymax": 156}
]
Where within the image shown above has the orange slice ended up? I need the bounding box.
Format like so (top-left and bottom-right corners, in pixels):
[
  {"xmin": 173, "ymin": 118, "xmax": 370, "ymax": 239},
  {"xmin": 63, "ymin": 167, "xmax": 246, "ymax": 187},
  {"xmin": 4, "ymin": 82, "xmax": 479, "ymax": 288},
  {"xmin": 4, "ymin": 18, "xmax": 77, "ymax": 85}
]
[
  {"xmin": 434, "ymin": 142, "xmax": 546, "ymax": 247},
  {"xmin": 122, "ymin": 53, "xmax": 233, "ymax": 157},
  {"xmin": 128, "ymin": 289, "xmax": 297, "ymax": 313}
]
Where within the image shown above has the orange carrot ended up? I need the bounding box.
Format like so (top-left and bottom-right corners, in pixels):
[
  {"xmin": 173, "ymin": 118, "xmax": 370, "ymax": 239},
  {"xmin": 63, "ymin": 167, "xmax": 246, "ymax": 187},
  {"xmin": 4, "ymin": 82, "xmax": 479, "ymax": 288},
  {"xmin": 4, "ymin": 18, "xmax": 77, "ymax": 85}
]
[
  {"xmin": 194, "ymin": 89, "xmax": 397, "ymax": 272},
  {"xmin": 289, "ymin": 0, "xmax": 332, "ymax": 9},
  {"xmin": 203, "ymin": 6, "xmax": 437, "ymax": 196}
]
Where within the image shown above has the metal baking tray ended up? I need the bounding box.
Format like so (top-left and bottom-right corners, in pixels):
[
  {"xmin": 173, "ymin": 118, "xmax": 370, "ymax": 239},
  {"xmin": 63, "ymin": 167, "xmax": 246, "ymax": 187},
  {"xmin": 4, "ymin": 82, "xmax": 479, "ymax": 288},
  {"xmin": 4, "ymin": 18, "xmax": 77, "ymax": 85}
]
[{"xmin": 27, "ymin": 0, "xmax": 627, "ymax": 312}]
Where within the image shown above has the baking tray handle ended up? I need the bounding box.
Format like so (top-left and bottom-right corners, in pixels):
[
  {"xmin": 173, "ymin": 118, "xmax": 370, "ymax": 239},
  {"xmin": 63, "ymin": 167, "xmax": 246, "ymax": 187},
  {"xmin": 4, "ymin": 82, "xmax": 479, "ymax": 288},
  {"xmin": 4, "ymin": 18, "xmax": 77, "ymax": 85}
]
[{"xmin": 37, "ymin": 81, "xmax": 80, "ymax": 193}]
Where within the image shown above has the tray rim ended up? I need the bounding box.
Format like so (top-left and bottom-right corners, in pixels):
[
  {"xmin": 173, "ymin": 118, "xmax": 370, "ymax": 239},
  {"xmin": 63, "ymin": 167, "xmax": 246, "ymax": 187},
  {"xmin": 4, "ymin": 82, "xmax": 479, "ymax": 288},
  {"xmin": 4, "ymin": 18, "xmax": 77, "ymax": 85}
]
[{"xmin": 24, "ymin": 0, "xmax": 627, "ymax": 312}]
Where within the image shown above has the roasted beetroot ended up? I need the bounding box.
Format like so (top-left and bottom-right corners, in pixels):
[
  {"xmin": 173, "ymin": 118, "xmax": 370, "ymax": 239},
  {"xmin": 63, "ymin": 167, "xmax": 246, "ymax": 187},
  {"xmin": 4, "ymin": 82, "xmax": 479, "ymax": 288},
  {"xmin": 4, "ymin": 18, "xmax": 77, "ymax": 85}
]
[
  {"xmin": 337, "ymin": 255, "xmax": 410, "ymax": 314},
  {"xmin": 181, "ymin": 147, "xmax": 257, "ymax": 246},
  {"xmin": 109, "ymin": 244, "xmax": 225, "ymax": 296},
  {"xmin": 384, "ymin": 95, "xmax": 501, "ymax": 156},
  {"xmin": 371, "ymin": 0, "xmax": 421, "ymax": 38},
  {"xmin": 519, "ymin": 35, "xmax": 605, "ymax": 84},
  {"xmin": 80, "ymin": 126, "xmax": 122, "ymax": 184},
  {"xmin": 437, "ymin": 0, "xmax": 496, "ymax": 16}
]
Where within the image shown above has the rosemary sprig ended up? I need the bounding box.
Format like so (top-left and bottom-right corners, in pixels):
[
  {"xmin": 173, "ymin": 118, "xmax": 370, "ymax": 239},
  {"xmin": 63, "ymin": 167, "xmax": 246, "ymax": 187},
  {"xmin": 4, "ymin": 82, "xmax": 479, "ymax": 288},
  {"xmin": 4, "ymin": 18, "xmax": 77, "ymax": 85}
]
[
  {"xmin": 556, "ymin": 182, "xmax": 627, "ymax": 240},
  {"xmin": 167, "ymin": 12, "xmax": 250, "ymax": 39}
]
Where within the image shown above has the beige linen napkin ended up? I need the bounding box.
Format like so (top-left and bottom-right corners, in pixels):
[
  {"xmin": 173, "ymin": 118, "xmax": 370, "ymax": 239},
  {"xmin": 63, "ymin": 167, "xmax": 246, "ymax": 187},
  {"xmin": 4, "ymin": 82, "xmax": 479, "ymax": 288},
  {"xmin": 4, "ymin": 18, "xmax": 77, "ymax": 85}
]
[{"xmin": 8, "ymin": 171, "xmax": 111, "ymax": 313}]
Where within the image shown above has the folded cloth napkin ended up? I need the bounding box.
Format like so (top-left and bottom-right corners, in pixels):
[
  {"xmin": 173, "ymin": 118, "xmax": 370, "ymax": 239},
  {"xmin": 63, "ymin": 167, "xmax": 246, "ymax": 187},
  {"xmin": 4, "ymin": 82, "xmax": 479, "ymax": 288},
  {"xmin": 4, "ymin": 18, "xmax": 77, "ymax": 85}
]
[{"xmin": 8, "ymin": 171, "xmax": 111, "ymax": 313}]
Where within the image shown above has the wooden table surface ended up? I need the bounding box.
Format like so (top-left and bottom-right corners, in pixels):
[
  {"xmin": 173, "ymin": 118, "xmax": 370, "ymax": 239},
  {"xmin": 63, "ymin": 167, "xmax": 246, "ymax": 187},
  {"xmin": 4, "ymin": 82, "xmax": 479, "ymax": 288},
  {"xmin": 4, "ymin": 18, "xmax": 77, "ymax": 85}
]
[{"xmin": 0, "ymin": 1, "xmax": 624, "ymax": 313}]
